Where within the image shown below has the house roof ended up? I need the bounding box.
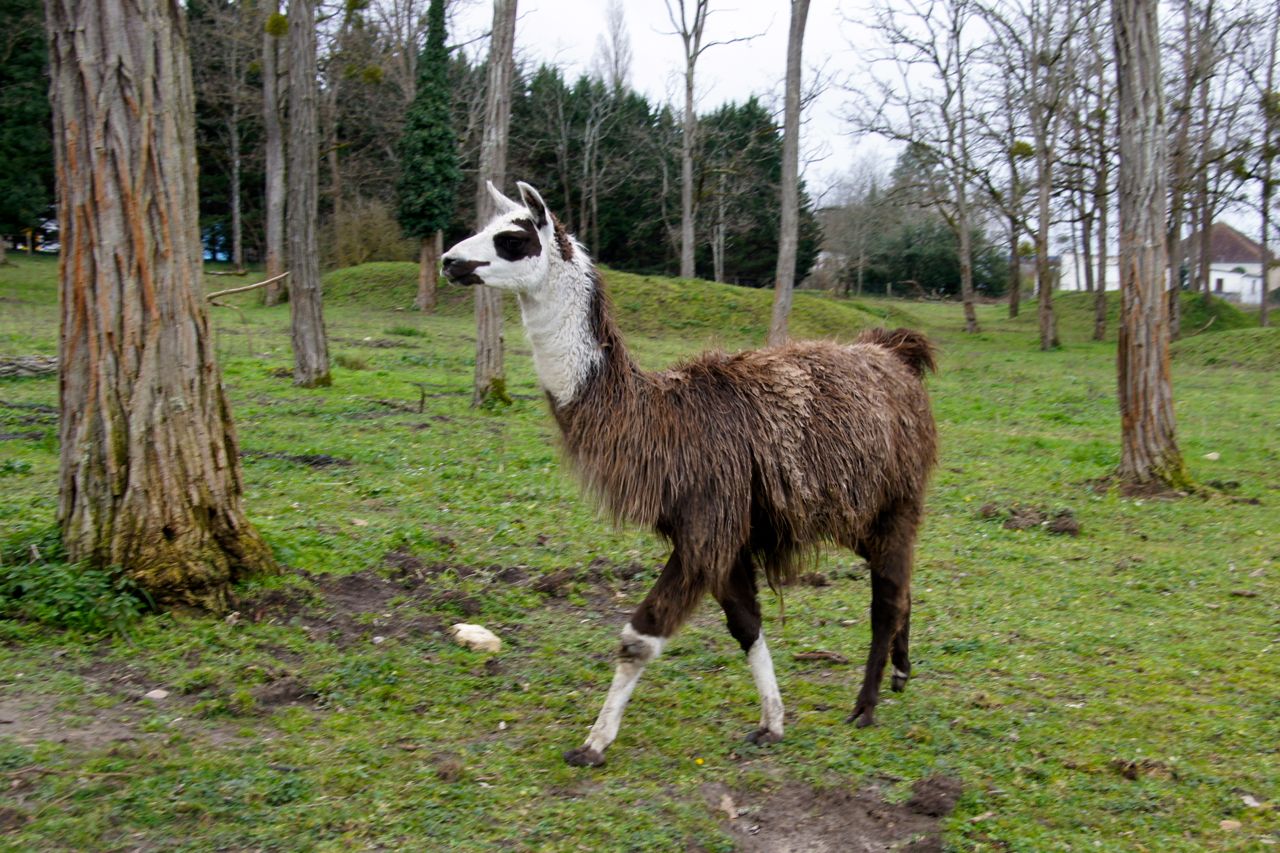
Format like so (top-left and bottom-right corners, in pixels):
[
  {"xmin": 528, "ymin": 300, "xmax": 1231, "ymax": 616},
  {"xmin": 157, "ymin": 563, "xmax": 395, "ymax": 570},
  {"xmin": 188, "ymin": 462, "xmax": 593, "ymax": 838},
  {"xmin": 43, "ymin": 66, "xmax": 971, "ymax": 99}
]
[{"xmin": 1183, "ymin": 223, "xmax": 1264, "ymax": 264}]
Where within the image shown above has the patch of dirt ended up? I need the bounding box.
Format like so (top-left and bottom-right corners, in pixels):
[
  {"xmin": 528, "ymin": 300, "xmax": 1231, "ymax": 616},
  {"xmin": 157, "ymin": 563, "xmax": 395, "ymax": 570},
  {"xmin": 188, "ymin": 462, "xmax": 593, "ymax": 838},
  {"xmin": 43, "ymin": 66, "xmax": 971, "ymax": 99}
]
[
  {"xmin": 982, "ymin": 504, "xmax": 1081, "ymax": 536},
  {"xmin": 241, "ymin": 569, "xmax": 446, "ymax": 646},
  {"xmin": 242, "ymin": 451, "xmax": 353, "ymax": 468},
  {"xmin": 0, "ymin": 805, "xmax": 30, "ymax": 832},
  {"xmin": 251, "ymin": 676, "xmax": 316, "ymax": 708},
  {"xmin": 705, "ymin": 774, "xmax": 961, "ymax": 852},
  {"xmin": 0, "ymin": 431, "xmax": 44, "ymax": 441},
  {"xmin": 0, "ymin": 694, "xmax": 142, "ymax": 750}
]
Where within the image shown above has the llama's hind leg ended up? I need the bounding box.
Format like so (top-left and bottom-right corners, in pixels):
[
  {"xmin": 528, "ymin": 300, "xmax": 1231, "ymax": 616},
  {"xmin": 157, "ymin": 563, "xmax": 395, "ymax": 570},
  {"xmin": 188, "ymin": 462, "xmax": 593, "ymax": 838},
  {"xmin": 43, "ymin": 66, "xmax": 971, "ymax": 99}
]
[
  {"xmin": 848, "ymin": 536, "xmax": 913, "ymax": 729},
  {"xmin": 564, "ymin": 550, "xmax": 704, "ymax": 767},
  {"xmin": 714, "ymin": 552, "xmax": 784, "ymax": 745},
  {"xmin": 891, "ymin": 601, "xmax": 911, "ymax": 692}
]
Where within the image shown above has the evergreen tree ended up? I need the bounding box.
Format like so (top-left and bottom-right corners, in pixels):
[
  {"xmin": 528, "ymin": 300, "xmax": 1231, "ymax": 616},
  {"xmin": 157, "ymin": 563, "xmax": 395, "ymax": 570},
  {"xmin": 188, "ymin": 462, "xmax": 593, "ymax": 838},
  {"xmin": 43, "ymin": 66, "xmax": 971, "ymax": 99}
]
[
  {"xmin": 396, "ymin": 0, "xmax": 460, "ymax": 311},
  {"xmin": 0, "ymin": 0, "xmax": 53, "ymax": 260}
]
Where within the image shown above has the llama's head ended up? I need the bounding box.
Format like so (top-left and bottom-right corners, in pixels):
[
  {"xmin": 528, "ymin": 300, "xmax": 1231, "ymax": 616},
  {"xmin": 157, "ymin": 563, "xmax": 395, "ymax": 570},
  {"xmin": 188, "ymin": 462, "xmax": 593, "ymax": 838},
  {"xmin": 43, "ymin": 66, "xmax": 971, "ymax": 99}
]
[{"xmin": 442, "ymin": 182, "xmax": 560, "ymax": 293}]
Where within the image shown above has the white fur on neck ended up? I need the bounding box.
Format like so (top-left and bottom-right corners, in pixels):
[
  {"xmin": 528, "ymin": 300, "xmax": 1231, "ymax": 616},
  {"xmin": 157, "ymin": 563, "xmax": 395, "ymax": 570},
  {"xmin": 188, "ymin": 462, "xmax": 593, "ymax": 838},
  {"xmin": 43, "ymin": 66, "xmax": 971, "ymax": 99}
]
[{"xmin": 516, "ymin": 246, "xmax": 601, "ymax": 406}]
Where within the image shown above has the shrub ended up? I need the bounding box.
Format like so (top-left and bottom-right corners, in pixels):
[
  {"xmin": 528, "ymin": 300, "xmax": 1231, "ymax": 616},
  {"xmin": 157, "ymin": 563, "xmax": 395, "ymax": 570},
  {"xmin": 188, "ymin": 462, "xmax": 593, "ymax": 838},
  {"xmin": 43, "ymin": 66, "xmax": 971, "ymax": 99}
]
[{"xmin": 0, "ymin": 529, "xmax": 146, "ymax": 634}]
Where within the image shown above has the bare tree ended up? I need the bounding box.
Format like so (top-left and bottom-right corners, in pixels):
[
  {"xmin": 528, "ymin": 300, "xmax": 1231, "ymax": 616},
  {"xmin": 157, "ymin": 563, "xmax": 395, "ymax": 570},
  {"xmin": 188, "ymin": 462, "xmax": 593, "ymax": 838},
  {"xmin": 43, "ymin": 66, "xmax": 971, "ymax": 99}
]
[
  {"xmin": 663, "ymin": 0, "xmax": 760, "ymax": 279},
  {"xmin": 46, "ymin": 0, "xmax": 277, "ymax": 610},
  {"xmin": 853, "ymin": 0, "xmax": 983, "ymax": 333},
  {"xmin": 1255, "ymin": 3, "xmax": 1280, "ymax": 326},
  {"xmin": 768, "ymin": 0, "xmax": 811, "ymax": 345},
  {"xmin": 263, "ymin": 3, "xmax": 288, "ymax": 305},
  {"xmin": 592, "ymin": 0, "xmax": 632, "ymax": 91},
  {"xmin": 981, "ymin": 0, "xmax": 1087, "ymax": 349},
  {"xmin": 473, "ymin": 0, "xmax": 517, "ymax": 407},
  {"xmin": 1114, "ymin": 0, "xmax": 1190, "ymax": 489},
  {"xmin": 287, "ymin": 0, "xmax": 331, "ymax": 387}
]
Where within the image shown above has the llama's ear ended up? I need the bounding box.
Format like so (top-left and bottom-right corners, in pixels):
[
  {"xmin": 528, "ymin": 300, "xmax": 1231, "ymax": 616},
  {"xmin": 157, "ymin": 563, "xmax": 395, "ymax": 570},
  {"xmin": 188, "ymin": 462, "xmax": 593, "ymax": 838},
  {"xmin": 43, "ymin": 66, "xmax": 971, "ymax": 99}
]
[
  {"xmin": 516, "ymin": 181, "xmax": 549, "ymax": 229},
  {"xmin": 486, "ymin": 181, "xmax": 521, "ymax": 215}
]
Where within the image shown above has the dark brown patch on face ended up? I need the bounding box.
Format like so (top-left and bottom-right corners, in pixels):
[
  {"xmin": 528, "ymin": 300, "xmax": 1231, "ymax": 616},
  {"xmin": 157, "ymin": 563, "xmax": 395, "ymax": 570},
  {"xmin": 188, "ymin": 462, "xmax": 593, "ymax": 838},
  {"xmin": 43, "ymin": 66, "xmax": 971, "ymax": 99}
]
[
  {"xmin": 493, "ymin": 217, "xmax": 542, "ymax": 262},
  {"xmin": 552, "ymin": 215, "xmax": 574, "ymax": 262}
]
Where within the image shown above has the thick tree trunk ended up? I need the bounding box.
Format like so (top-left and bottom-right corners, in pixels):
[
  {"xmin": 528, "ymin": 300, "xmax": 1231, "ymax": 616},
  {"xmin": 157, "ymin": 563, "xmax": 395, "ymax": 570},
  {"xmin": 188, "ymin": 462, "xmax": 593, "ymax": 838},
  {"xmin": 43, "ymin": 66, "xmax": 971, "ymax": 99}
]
[
  {"xmin": 768, "ymin": 0, "xmax": 809, "ymax": 345},
  {"xmin": 416, "ymin": 232, "xmax": 441, "ymax": 312},
  {"xmin": 0, "ymin": 239, "xmax": 6, "ymax": 266},
  {"xmin": 473, "ymin": 0, "xmax": 517, "ymax": 408},
  {"xmin": 287, "ymin": 0, "xmax": 330, "ymax": 387},
  {"xmin": 46, "ymin": 0, "xmax": 277, "ymax": 610},
  {"xmin": 262, "ymin": 5, "xmax": 286, "ymax": 305},
  {"xmin": 1114, "ymin": 0, "xmax": 1190, "ymax": 490}
]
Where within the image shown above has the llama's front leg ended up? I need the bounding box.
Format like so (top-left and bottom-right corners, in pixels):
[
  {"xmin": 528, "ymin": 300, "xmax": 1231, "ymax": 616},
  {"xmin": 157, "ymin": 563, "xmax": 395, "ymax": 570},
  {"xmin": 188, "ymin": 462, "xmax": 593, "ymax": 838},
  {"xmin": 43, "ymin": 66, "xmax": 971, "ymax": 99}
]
[
  {"xmin": 564, "ymin": 551, "xmax": 703, "ymax": 767},
  {"xmin": 716, "ymin": 553, "xmax": 783, "ymax": 745},
  {"xmin": 562, "ymin": 624, "xmax": 664, "ymax": 767}
]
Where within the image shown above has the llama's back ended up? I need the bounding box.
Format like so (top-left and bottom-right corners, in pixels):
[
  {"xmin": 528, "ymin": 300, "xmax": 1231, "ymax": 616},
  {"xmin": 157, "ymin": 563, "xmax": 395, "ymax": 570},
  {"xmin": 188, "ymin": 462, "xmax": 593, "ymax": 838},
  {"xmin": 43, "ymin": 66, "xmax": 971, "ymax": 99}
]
[{"xmin": 556, "ymin": 330, "xmax": 936, "ymax": 588}]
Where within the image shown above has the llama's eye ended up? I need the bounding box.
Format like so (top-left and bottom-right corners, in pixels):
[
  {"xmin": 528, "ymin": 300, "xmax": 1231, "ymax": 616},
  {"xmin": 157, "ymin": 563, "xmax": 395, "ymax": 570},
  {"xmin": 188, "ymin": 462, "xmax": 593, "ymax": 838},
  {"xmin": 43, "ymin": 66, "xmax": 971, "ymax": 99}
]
[{"xmin": 495, "ymin": 235, "xmax": 524, "ymax": 253}]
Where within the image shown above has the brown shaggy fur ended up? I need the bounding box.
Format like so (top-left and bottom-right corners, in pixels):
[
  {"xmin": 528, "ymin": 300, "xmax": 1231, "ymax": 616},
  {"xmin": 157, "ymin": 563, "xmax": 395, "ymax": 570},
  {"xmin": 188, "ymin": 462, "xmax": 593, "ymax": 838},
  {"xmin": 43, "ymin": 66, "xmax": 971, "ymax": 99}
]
[{"xmin": 551, "ymin": 272, "xmax": 938, "ymax": 729}]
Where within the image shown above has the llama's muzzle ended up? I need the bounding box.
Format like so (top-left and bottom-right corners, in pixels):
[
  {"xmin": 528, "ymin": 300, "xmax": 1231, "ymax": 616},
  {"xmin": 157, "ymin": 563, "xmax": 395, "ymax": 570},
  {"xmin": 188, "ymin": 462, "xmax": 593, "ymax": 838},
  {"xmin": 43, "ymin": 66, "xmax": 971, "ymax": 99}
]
[{"xmin": 442, "ymin": 257, "xmax": 489, "ymax": 285}]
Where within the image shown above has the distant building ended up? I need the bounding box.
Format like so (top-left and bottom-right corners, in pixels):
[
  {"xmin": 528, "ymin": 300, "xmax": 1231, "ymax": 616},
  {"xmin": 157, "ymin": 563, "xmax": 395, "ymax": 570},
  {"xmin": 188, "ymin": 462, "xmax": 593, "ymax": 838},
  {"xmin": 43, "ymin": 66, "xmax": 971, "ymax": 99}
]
[{"xmin": 1057, "ymin": 223, "xmax": 1277, "ymax": 305}]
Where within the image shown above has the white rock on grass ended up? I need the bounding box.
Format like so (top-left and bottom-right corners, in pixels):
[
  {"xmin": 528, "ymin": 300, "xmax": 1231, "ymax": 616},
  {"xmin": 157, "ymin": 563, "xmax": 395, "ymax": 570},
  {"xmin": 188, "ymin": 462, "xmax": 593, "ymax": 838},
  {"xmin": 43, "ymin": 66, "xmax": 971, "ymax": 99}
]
[
  {"xmin": 449, "ymin": 623, "xmax": 501, "ymax": 653},
  {"xmin": 144, "ymin": 689, "xmax": 170, "ymax": 700}
]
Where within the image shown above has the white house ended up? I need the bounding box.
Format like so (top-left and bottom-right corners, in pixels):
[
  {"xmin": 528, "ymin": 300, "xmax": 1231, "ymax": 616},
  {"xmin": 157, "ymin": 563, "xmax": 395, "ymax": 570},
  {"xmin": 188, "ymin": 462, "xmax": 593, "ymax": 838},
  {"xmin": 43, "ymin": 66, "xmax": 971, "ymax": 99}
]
[{"xmin": 1057, "ymin": 223, "xmax": 1277, "ymax": 305}]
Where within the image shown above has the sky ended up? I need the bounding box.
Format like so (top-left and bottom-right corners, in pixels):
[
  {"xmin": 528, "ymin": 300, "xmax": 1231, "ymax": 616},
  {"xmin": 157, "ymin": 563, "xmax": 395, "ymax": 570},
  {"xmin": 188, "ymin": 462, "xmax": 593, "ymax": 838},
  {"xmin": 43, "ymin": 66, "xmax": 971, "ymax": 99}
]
[{"xmin": 451, "ymin": 0, "xmax": 879, "ymax": 206}]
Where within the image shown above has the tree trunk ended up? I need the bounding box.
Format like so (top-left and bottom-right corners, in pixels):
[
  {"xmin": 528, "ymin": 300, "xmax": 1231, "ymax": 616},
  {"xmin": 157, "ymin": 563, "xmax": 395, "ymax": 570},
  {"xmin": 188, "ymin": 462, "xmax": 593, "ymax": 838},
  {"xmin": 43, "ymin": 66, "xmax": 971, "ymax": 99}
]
[
  {"xmin": 1114, "ymin": 0, "xmax": 1190, "ymax": 490},
  {"xmin": 1260, "ymin": 10, "xmax": 1278, "ymax": 327},
  {"xmin": 956, "ymin": 187, "xmax": 979, "ymax": 334},
  {"xmin": 416, "ymin": 232, "xmax": 441, "ymax": 312},
  {"xmin": 1035, "ymin": 142, "xmax": 1059, "ymax": 349},
  {"xmin": 768, "ymin": 0, "xmax": 810, "ymax": 345},
  {"xmin": 1007, "ymin": 215, "xmax": 1021, "ymax": 318},
  {"xmin": 228, "ymin": 112, "xmax": 243, "ymax": 271},
  {"xmin": 473, "ymin": 0, "xmax": 517, "ymax": 408},
  {"xmin": 1093, "ymin": 169, "xmax": 1109, "ymax": 341},
  {"xmin": 0, "ymin": 239, "xmax": 6, "ymax": 266},
  {"xmin": 679, "ymin": 53, "xmax": 697, "ymax": 278},
  {"xmin": 263, "ymin": 2, "xmax": 286, "ymax": 305},
  {"xmin": 46, "ymin": 0, "xmax": 277, "ymax": 611},
  {"xmin": 287, "ymin": 0, "xmax": 330, "ymax": 387}
]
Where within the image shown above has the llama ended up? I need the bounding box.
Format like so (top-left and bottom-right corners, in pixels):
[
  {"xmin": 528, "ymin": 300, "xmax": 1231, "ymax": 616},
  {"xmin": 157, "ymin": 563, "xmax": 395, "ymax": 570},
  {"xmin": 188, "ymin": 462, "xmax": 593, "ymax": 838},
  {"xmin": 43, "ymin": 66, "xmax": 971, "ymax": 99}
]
[{"xmin": 443, "ymin": 182, "xmax": 938, "ymax": 767}]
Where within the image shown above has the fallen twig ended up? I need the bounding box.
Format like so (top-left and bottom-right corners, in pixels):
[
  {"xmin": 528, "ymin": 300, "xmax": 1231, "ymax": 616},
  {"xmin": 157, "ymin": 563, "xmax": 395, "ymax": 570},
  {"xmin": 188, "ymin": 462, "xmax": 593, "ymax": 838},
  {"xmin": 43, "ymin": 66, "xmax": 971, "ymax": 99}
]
[{"xmin": 206, "ymin": 271, "xmax": 289, "ymax": 301}]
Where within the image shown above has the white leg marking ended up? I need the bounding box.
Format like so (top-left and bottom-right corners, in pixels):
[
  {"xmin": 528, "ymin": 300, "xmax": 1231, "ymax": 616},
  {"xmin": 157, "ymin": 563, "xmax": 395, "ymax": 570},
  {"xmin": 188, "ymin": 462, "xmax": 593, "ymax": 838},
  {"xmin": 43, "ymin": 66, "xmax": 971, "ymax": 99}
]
[
  {"xmin": 748, "ymin": 632, "xmax": 784, "ymax": 737},
  {"xmin": 893, "ymin": 666, "xmax": 910, "ymax": 681},
  {"xmin": 582, "ymin": 624, "xmax": 665, "ymax": 754}
]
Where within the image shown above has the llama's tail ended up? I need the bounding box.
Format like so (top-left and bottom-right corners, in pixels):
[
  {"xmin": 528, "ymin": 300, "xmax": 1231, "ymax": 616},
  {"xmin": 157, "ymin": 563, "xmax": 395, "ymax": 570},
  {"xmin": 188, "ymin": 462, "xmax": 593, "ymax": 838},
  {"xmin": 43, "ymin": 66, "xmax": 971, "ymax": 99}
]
[{"xmin": 858, "ymin": 327, "xmax": 937, "ymax": 377}]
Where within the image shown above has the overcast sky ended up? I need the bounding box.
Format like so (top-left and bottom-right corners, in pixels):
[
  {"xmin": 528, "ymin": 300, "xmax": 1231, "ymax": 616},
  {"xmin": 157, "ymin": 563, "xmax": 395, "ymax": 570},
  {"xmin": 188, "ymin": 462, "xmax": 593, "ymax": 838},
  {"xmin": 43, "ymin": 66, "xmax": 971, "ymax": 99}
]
[{"xmin": 452, "ymin": 0, "xmax": 879, "ymax": 205}]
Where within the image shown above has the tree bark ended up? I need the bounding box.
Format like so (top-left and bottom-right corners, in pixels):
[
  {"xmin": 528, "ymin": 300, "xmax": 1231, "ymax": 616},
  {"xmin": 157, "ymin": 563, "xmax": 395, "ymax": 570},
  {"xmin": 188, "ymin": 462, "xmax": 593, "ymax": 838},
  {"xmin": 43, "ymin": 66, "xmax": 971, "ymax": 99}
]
[
  {"xmin": 473, "ymin": 0, "xmax": 517, "ymax": 408},
  {"xmin": 262, "ymin": 3, "xmax": 287, "ymax": 306},
  {"xmin": 767, "ymin": 0, "xmax": 809, "ymax": 345},
  {"xmin": 1007, "ymin": 214, "xmax": 1021, "ymax": 317},
  {"xmin": 1114, "ymin": 0, "xmax": 1190, "ymax": 490},
  {"xmin": 1093, "ymin": 165, "xmax": 1109, "ymax": 341},
  {"xmin": 286, "ymin": 0, "xmax": 330, "ymax": 387},
  {"xmin": 1260, "ymin": 10, "xmax": 1278, "ymax": 327},
  {"xmin": 416, "ymin": 231, "xmax": 441, "ymax": 312},
  {"xmin": 1035, "ymin": 139, "xmax": 1059, "ymax": 349},
  {"xmin": 228, "ymin": 111, "xmax": 243, "ymax": 271},
  {"xmin": 46, "ymin": 0, "xmax": 277, "ymax": 610}
]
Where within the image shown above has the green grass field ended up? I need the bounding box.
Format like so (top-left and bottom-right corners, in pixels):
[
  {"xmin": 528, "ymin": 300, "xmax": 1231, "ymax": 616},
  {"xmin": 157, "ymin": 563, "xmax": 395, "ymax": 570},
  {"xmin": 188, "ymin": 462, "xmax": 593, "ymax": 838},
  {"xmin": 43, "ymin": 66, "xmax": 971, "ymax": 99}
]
[{"xmin": 1, "ymin": 254, "xmax": 1277, "ymax": 850}]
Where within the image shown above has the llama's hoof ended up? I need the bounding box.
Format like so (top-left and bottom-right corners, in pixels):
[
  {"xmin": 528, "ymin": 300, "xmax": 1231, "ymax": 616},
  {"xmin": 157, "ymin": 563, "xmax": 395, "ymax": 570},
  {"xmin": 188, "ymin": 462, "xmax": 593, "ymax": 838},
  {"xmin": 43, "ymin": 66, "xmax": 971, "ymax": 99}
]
[
  {"xmin": 891, "ymin": 673, "xmax": 909, "ymax": 693},
  {"xmin": 846, "ymin": 708, "xmax": 876, "ymax": 728},
  {"xmin": 746, "ymin": 727, "xmax": 783, "ymax": 746},
  {"xmin": 563, "ymin": 746, "xmax": 606, "ymax": 767}
]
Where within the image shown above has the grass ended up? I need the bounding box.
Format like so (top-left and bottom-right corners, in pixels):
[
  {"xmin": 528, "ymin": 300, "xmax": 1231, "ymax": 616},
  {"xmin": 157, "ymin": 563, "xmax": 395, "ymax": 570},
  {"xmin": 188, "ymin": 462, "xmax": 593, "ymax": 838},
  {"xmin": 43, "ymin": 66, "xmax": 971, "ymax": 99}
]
[{"xmin": 1, "ymin": 256, "xmax": 1277, "ymax": 850}]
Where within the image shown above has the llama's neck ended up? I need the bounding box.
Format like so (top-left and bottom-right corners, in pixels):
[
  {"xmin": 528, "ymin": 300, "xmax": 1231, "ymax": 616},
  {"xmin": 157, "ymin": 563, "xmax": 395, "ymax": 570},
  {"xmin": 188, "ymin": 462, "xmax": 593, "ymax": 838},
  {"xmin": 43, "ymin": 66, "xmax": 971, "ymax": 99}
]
[{"xmin": 516, "ymin": 251, "xmax": 630, "ymax": 406}]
